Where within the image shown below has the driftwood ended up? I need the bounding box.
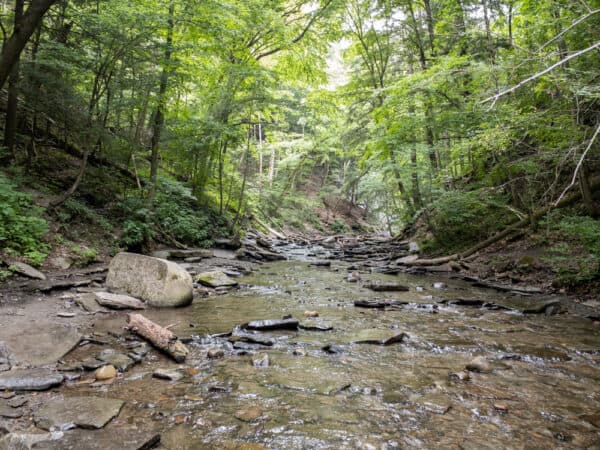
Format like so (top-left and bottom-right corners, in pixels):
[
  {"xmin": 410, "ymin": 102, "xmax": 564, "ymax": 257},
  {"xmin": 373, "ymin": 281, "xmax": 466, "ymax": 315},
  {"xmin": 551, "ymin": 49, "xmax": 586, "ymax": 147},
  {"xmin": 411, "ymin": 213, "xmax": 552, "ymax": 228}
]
[{"xmin": 127, "ymin": 313, "xmax": 189, "ymax": 362}]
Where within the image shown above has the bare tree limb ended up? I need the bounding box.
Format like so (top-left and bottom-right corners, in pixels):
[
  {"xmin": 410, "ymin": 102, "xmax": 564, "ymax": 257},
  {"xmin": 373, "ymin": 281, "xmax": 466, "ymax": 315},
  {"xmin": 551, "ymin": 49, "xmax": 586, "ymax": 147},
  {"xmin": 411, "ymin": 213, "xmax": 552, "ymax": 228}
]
[
  {"xmin": 554, "ymin": 122, "xmax": 600, "ymax": 205},
  {"xmin": 482, "ymin": 41, "xmax": 600, "ymax": 108},
  {"xmin": 255, "ymin": 0, "xmax": 334, "ymax": 60},
  {"xmin": 538, "ymin": 9, "xmax": 599, "ymax": 52}
]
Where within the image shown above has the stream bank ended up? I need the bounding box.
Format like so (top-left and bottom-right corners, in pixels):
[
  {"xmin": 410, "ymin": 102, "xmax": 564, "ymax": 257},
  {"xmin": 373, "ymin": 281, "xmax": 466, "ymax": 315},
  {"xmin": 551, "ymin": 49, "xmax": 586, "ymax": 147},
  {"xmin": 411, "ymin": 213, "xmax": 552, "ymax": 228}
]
[{"xmin": 1, "ymin": 235, "xmax": 599, "ymax": 449}]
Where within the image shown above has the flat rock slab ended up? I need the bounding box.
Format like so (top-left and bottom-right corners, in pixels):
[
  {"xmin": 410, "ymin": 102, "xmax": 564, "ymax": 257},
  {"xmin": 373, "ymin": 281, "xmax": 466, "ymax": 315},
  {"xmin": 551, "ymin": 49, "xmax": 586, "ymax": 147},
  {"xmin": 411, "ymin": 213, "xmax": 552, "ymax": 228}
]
[
  {"xmin": 9, "ymin": 261, "xmax": 46, "ymax": 280},
  {"xmin": 39, "ymin": 427, "xmax": 160, "ymax": 450},
  {"xmin": 229, "ymin": 333, "xmax": 274, "ymax": 346},
  {"xmin": 0, "ymin": 369, "xmax": 64, "ymax": 391},
  {"xmin": 93, "ymin": 291, "xmax": 146, "ymax": 310},
  {"xmin": 76, "ymin": 294, "xmax": 109, "ymax": 313},
  {"xmin": 1, "ymin": 324, "xmax": 81, "ymax": 366},
  {"xmin": 351, "ymin": 329, "xmax": 408, "ymax": 346},
  {"xmin": 35, "ymin": 278, "xmax": 101, "ymax": 293},
  {"xmin": 354, "ymin": 299, "xmax": 408, "ymax": 309},
  {"xmin": 153, "ymin": 369, "xmax": 183, "ymax": 381},
  {"xmin": 472, "ymin": 280, "xmax": 543, "ymax": 294},
  {"xmin": 0, "ymin": 432, "xmax": 62, "ymax": 449},
  {"xmin": 309, "ymin": 260, "xmax": 331, "ymax": 267},
  {"xmin": 34, "ymin": 396, "xmax": 124, "ymax": 430},
  {"xmin": 521, "ymin": 299, "xmax": 561, "ymax": 315},
  {"xmin": 195, "ymin": 271, "xmax": 238, "ymax": 288},
  {"xmin": 97, "ymin": 350, "xmax": 135, "ymax": 372},
  {"xmin": 265, "ymin": 357, "xmax": 351, "ymax": 395},
  {"xmin": 299, "ymin": 321, "xmax": 333, "ymax": 331},
  {"xmin": 412, "ymin": 393, "xmax": 452, "ymax": 414},
  {"xmin": 354, "ymin": 299, "xmax": 389, "ymax": 309},
  {"xmin": 0, "ymin": 403, "xmax": 24, "ymax": 418},
  {"xmin": 169, "ymin": 249, "xmax": 213, "ymax": 259},
  {"xmin": 244, "ymin": 318, "xmax": 299, "ymax": 331},
  {"xmin": 363, "ymin": 283, "xmax": 409, "ymax": 292}
]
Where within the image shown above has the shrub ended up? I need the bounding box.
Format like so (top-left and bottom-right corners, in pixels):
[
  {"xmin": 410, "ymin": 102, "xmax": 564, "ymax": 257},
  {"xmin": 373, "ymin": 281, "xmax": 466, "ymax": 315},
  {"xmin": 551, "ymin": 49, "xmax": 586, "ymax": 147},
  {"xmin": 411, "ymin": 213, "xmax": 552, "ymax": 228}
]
[
  {"xmin": 60, "ymin": 198, "xmax": 113, "ymax": 233},
  {"xmin": 117, "ymin": 178, "xmax": 227, "ymax": 251},
  {"xmin": 548, "ymin": 215, "xmax": 600, "ymax": 284},
  {"xmin": 0, "ymin": 173, "xmax": 49, "ymax": 266},
  {"xmin": 330, "ymin": 218, "xmax": 349, "ymax": 234},
  {"xmin": 425, "ymin": 189, "xmax": 508, "ymax": 253}
]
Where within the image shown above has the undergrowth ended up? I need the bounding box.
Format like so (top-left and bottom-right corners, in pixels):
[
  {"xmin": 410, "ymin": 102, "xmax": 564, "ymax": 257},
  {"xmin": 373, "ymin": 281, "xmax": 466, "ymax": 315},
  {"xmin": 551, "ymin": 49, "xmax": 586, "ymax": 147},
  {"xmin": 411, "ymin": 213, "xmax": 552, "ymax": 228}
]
[
  {"xmin": 544, "ymin": 213, "xmax": 600, "ymax": 286},
  {"xmin": 0, "ymin": 173, "xmax": 49, "ymax": 266},
  {"xmin": 118, "ymin": 178, "xmax": 227, "ymax": 251},
  {"xmin": 422, "ymin": 189, "xmax": 508, "ymax": 253}
]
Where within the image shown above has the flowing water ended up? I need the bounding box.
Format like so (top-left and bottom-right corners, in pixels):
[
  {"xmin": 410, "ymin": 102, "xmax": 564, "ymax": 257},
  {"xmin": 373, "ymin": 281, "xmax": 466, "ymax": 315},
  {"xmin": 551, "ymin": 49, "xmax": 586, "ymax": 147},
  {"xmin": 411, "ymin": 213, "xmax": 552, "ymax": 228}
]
[{"xmin": 66, "ymin": 253, "xmax": 599, "ymax": 449}]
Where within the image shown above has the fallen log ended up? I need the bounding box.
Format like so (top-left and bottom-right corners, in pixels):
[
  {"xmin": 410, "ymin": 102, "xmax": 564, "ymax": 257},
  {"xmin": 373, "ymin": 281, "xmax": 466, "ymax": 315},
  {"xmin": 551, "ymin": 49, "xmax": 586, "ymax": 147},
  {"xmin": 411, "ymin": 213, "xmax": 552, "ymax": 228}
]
[
  {"xmin": 405, "ymin": 255, "xmax": 458, "ymax": 266},
  {"xmin": 126, "ymin": 313, "xmax": 189, "ymax": 362},
  {"xmin": 406, "ymin": 175, "xmax": 600, "ymax": 266}
]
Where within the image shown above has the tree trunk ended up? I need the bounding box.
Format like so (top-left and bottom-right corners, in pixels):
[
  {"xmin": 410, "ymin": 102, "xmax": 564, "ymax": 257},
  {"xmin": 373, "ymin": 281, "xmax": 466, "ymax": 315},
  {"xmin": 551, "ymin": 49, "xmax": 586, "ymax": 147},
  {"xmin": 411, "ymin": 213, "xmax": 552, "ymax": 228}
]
[
  {"xmin": 149, "ymin": 1, "xmax": 175, "ymax": 196},
  {"xmin": 579, "ymin": 165, "xmax": 599, "ymax": 217},
  {"xmin": 0, "ymin": 0, "xmax": 56, "ymax": 90},
  {"xmin": 411, "ymin": 144, "xmax": 421, "ymax": 210},
  {"xmin": 268, "ymin": 144, "xmax": 276, "ymax": 186},
  {"xmin": 26, "ymin": 24, "xmax": 42, "ymax": 167},
  {"xmin": 3, "ymin": 0, "xmax": 25, "ymax": 161},
  {"xmin": 232, "ymin": 128, "xmax": 252, "ymax": 228},
  {"xmin": 481, "ymin": 0, "xmax": 495, "ymax": 63},
  {"xmin": 423, "ymin": 0, "xmax": 435, "ymax": 55}
]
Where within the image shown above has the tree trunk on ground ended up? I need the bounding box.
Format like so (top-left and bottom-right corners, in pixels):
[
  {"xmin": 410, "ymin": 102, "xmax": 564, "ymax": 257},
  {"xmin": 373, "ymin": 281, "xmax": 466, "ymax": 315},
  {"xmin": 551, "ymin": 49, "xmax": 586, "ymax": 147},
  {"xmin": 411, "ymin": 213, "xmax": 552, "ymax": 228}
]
[
  {"xmin": 0, "ymin": 0, "xmax": 56, "ymax": 90},
  {"xmin": 127, "ymin": 313, "xmax": 189, "ymax": 362}
]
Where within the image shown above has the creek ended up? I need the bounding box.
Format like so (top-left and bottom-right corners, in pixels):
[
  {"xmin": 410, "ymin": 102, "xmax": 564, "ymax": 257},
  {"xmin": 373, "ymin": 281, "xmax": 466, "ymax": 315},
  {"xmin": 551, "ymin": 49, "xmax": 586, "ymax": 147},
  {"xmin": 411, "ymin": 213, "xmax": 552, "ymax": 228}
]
[{"xmin": 67, "ymin": 247, "xmax": 600, "ymax": 449}]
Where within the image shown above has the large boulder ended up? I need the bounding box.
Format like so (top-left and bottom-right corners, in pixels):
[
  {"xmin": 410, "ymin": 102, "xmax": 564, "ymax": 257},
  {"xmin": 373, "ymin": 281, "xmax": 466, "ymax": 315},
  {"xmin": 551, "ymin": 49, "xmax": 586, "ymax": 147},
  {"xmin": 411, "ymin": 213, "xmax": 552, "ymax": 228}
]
[{"xmin": 106, "ymin": 252, "xmax": 192, "ymax": 307}]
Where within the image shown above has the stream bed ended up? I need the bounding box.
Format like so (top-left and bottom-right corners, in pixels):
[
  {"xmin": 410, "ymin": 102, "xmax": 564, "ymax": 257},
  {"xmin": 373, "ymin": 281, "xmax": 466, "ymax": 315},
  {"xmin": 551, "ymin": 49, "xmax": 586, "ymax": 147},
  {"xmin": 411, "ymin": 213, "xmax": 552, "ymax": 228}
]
[{"xmin": 2, "ymin": 254, "xmax": 600, "ymax": 449}]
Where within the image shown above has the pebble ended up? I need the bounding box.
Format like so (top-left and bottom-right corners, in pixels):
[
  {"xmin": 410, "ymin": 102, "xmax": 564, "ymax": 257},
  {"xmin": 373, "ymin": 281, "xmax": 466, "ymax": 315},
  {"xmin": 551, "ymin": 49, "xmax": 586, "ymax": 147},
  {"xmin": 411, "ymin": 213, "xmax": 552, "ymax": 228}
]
[
  {"xmin": 347, "ymin": 271, "xmax": 361, "ymax": 282},
  {"xmin": 433, "ymin": 282, "xmax": 447, "ymax": 289},
  {"xmin": 494, "ymin": 403, "xmax": 508, "ymax": 413},
  {"xmin": 82, "ymin": 358, "xmax": 105, "ymax": 370},
  {"xmin": 449, "ymin": 371, "xmax": 470, "ymax": 381},
  {"xmin": 95, "ymin": 365, "xmax": 117, "ymax": 381},
  {"xmin": 252, "ymin": 353, "xmax": 269, "ymax": 368},
  {"xmin": 153, "ymin": 369, "xmax": 184, "ymax": 381},
  {"xmin": 322, "ymin": 344, "xmax": 344, "ymax": 354},
  {"xmin": 207, "ymin": 348, "xmax": 225, "ymax": 359},
  {"xmin": 234, "ymin": 406, "xmax": 262, "ymax": 422},
  {"xmin": 465, "ymin": 356, "xmax": 491, "ymax": 373},
  {"xmin": 8, "ymin": 397, "xmax": 27, "ymax": 408}
]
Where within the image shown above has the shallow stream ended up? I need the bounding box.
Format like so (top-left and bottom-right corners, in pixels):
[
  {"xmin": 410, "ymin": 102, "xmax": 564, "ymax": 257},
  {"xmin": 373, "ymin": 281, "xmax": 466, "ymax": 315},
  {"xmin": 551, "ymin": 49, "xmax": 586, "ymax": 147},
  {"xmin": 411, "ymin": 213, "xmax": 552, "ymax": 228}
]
[{"xmin": 60, "ymin": 253, "xmax": 600, "ymax": 449}]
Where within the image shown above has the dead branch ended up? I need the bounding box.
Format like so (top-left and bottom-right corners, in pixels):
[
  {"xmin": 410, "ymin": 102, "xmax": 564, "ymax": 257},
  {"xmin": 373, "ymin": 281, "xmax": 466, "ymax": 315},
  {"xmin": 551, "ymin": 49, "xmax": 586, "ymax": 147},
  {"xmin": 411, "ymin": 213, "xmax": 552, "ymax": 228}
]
[
  {"xmin": 482, "ymin": 41, "xmax": 600, "ymax": 107},
  {"xmin": 554, "ymin": 122, "xmax": 600, "ymax": 206}
]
